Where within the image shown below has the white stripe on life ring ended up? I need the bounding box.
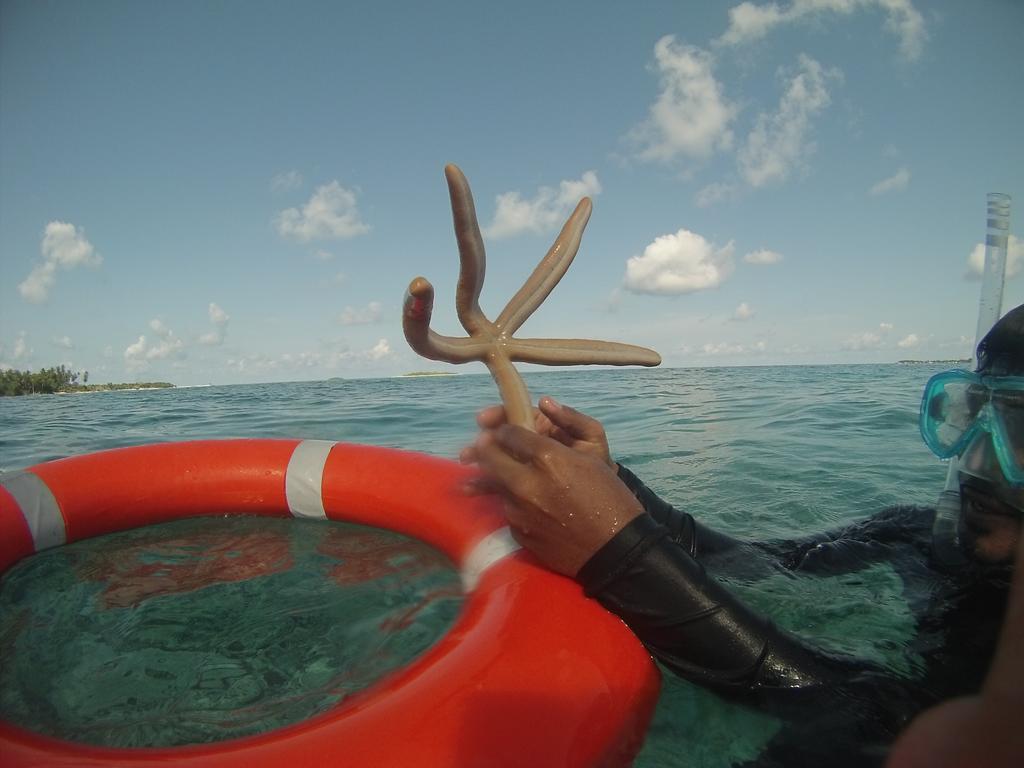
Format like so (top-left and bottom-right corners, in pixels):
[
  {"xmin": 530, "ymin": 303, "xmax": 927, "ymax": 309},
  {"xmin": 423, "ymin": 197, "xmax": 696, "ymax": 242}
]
[
  {"xmin": 1, "ymin": 470, "xmax": 66, "ymax": 552},
  {"xmin": 461, "ymin": 526, "xmax": 521, "ymax": 592},
  {"xmin": 285, "ymin": 440, "xmax": 336, "ymax": 520}
]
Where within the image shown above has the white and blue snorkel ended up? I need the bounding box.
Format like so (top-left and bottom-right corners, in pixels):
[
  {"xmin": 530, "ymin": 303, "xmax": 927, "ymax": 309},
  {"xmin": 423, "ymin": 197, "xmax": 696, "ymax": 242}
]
[{"xmin": 930, "ymin": 193, "xmax": 1013, "ymax": 566}]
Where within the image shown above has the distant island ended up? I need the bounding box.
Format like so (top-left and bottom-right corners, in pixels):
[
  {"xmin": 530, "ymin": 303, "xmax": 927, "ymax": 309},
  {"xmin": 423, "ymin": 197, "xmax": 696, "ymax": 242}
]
[
  {"xmin": 897, "ymin": 358, "xmax": 970, "ymax": 365},
  {"xmin": 402, "ymin": 371, "xmax": 456, "ymax": 377},
  {"xmin": 0, "ymin": 365, "xmax": 173, "ymax": 397}
]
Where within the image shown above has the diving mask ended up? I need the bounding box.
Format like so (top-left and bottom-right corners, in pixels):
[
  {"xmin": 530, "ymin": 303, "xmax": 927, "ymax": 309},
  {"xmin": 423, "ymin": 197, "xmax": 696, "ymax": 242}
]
[{"xmin": 920, "ymin": 369, "xmax": 1024, "ymax": 487}]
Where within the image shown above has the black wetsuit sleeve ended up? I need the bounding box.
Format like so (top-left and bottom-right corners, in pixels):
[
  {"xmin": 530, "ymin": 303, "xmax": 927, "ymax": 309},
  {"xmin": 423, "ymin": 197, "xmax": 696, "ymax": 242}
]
[
  {"xmin": 756, "ymin": 505, "xmax": 936, "ymax": 575},
  {"xmin": 578, "ymin": 513, "xmax": 846, "ymax": 711},
  {"xmin": 615, "ymin": 463, "xmax": 742, "ymax": 556}
]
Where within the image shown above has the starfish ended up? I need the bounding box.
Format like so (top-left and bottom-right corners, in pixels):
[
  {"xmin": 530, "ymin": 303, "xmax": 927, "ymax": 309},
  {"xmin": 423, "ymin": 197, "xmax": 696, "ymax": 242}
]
[{"xmin": 403, "ymin": 164, "xmax": 661, "ymax": 430}]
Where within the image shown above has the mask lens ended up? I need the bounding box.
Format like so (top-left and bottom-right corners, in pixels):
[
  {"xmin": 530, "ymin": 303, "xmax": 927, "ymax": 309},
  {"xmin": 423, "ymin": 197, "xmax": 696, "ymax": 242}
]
[
  {"xmin": 922, "ymin": 373, "xmax": 983, "ymax": 456},
  {"xmin": 991, "ymin": 388, "xmax": 1024, "ymax": 484}
]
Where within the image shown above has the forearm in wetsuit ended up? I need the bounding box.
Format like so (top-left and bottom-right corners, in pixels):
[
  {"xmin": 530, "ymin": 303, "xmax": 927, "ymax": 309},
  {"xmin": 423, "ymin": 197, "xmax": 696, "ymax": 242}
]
[
  {"xmin": 615, "ymin": 464, "xmax": 929, "ymax": 577},
  {"xmin": 616, "ymin": 463, "xmax": 742, "ymax": 557},
  {"xmin": 578, "ymin": 513, "xmax": 850, "ymax": 712}
]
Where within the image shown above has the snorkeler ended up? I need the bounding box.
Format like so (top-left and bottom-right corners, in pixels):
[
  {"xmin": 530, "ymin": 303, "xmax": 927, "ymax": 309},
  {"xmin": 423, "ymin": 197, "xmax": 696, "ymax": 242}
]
[{"xmin": 463, "ymin": 302, "xmax": 1024, "ymax": 766}]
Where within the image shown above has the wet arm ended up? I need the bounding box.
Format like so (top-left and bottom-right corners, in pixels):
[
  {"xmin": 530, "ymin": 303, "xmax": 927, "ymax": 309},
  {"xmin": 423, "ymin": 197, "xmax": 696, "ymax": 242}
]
[
  {"xmin": 578, "ymin": 513, "xmax": 848, "ymax": 712},
  {"xmin": 615, "ymin": 463, "xmax": 745, "ymax": 557}
]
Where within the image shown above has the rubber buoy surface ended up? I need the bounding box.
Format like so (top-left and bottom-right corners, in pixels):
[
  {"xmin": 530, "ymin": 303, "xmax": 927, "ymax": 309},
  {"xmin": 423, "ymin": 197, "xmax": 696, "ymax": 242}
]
[{"xmin": 0, "ymin": 439, "xmax": 659, "ymax": 767}]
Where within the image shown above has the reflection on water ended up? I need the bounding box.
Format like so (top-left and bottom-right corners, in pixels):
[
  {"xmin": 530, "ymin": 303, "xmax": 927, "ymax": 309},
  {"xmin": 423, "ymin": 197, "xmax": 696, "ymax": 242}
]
[{"xmin": 0, "ymin": 516, "xmax": 462, "ymax": 747}]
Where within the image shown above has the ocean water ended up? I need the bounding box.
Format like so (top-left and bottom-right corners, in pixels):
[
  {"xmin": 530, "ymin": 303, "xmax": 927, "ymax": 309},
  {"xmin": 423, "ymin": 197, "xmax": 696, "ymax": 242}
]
[
  {"xmin": 0, "ymin": 517, "xmax": 463, "ymax": 747},
  {"xmin": 0, "ymin": 364, "xmax": 955, "ymax": 765}
]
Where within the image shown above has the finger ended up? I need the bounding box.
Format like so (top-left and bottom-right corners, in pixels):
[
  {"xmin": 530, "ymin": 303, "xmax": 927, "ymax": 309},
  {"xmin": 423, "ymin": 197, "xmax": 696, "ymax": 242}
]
[
  {"xmin": 526, "ymin": 401, "xmax": 566, "ymax": 443},
  {"xmin": 499, "ymin": 498, "xmax": 539, "ymax": 539},
  {"xmin": 507, "ymin": 520, "xmax": 537, "ymax": 545},
  {"xmin": 460, "ymin": 475, "xmax": 501, "ymax": 496},
  {"xmin": 492, "ymin": 424, "xmax": 551, "ymax": 466},
  {"xmin": 476, "ymin": 405, "xmax": 508, "ymax": 429},
  {"xmin": 534, "ymin": 409, "xmax": 555, "ymax": 435},
  {"xmin": 458, "ymin": 444, "xmax": 479, "ymax": 464},
  {"xmin": 538, "ymin": 396, "xmax": 602, "ymax": 440},
  {"xmin": 474, "ymin": 431, "xmax": 533, "ymax": 485}
]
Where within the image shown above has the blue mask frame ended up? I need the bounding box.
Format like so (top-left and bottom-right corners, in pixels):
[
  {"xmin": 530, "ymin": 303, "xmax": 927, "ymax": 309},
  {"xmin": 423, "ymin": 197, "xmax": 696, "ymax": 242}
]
[{"xmin": 920, "ymin": 369, "xmax": 1024, "ymax": 486}]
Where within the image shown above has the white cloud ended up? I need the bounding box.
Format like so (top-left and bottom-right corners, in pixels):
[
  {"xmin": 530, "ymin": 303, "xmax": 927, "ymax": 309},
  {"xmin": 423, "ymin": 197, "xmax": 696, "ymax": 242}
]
[
  {"xmin": 271, "ymin": 170, "xmax": 304, "ymax": 192},
  {"xmin": 733, "ymin": 302, "xmax": 755, "ymax": 321},
  {"xmin": 624, "ymin": 229, "xmax": 735, "ymax": 295},
  {"xmin": 966, "ymin": 235, "xmax": 1022, "ymax": 280},
  {"xmin": 125, "ymin": 335, "xmax": 148, "ymax": 360},
  {"xmin": 126, "ymin": 322, "xmax": 186, "ymax": 363},
  {"xmin": 629, "ymin": 36, "xmax": 738, "ymax": 163},
  {"xmin": 208, "ymin": 303, "xmax": 229, "ymax": 326},
  {"xmin": 52, "ymin": 335, "xmax": 73, "ymax": 349},
  {"xmin": 738, "ymin": 55, "xmax": 838, "ymax": 188},
  {"xmin": 149, "ymin": 319, "xmax": 172, "ymax": 339},
  {"xmin": 276, "ymin": 181, "xmax": 370, "ymax": 242},
  {"xmin": 13, "ymin": 332, "xmax": 30, "ymax": 360},
  {"xmin": 227, "ymin": 353, "xmax": 280, "ymax": 375},
  {"xmin": 148, "ymin": 337, "xmax": 184, "ymax": 360},
  {"xmin": 702, "ymin": 342, "xmax": 747, "ymax": 355},
  {"xmin": 717, "ymin": 0, "xmax": 926, "ymax": 61},
  {"xmin": 42, "ymin": 221, "xmax": 101, "ymax": 268},
  {"xmin": 869, "ymin": 167, "xmax": 910, "ymax": 196},
  {"xmin": 484, "ymin": 171, "xmax": 601, "ymax": 238},
  {"xmin": 897, "ymin": 333, "xmax": 919, "ymax": 349},
  {"xmin": 698, "ymin": 340, "xmax": 767, "ymax": 356},
  {"xmin": 339, "ymin": 301, "xmax": 383, "ymax": 326},
  {"xmin": 695, "ymin": 182, "xmax": 737, "ymax": 208},
  {"xmin": 314, "ymin": 249, "xmax": 335, "ymax": 261},
  {"xmin": 229, "ymin": 338, "xmax": 395, "ymax": 375},
  {"xmin": 19, "ymin": 221, "xmax": 102, "ymax": 303},
  {"xmin": 368, "ymin": 338, "xmax": 392, "ymax": 360},
  {"xmin": 879, "ymin": 322, "xmax": 893, "ymax": 332},
  {"xmin": 199, "ymin": 302, "xmax": 230, "ymax": 346},
  {"xmin": 19, "ymin": 262, "xmax": 57, "ymax": 303},
  {"xmin": 718, "ymin": 1, "xmax": 785, "ymax": 47},
  {"xmin": 842, "ymin": 331, "xmax": 882, "ymax": 350},
  {"xmin": 743, "ymin": 248, "xmax": 783, "ymax": 265}
]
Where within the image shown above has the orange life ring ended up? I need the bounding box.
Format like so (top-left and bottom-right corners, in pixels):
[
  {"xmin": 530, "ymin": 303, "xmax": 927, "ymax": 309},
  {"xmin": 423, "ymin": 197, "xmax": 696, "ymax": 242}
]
[{"xmin": 0, "ymin": 439, "xmax": 659, "ymax": 767}]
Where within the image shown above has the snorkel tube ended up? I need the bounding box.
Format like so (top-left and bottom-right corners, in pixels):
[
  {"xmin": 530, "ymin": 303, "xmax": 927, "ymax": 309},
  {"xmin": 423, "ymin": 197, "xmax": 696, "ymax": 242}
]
[{"xmin": 932, "ymin": 193, "xmax": 1013, "ymax": 566}]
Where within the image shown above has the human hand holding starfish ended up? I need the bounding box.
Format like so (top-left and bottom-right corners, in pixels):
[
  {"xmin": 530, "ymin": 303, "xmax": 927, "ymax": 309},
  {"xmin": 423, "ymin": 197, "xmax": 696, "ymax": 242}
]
[{"xmin": 403, "ymin": 164, "xmax": 660, "ymax": 430}]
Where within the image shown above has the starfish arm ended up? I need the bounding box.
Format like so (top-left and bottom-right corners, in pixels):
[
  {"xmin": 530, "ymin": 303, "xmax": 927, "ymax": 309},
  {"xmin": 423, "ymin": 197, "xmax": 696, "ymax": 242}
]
[
  {"xmin": 402, "ymin": 277, "xmax": 491, "ymax": 363},
  {"xmin": 508, "ymin": 338, "xmax": 662, "ymax": 367},
  {"xmin": 495, "ymin": 197, "xmax": 592, "ymax": 335},
  {"xmin": 485, "ymin": 355, "xmax": 535, "ymax": 431},
  {"xmin": 445, "ymin": 164, "xmax": 492, "ymax": 336}
]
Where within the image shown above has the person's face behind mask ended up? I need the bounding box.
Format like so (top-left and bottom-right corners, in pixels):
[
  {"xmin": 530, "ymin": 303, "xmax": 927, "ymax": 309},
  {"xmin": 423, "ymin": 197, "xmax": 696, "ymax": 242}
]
[{"xmin": 958, "ymin": 431, "xmax": 1023, "ymax": 566}]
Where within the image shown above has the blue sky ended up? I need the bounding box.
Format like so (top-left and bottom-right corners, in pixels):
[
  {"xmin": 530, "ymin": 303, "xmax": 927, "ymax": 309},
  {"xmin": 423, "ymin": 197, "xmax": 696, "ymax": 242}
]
[{"xmin": 1, "ymin": 0, "xmax": 1021, "ymax": 385}]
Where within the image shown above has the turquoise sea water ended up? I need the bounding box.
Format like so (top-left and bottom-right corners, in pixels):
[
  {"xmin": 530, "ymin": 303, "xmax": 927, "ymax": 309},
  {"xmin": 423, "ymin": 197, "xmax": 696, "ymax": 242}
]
[
  {"xmin": 0, "ymin": 364, "xmax": 955, "ymax": 765},
  {"xmin": 0, "ymin": 517, "xmax": 462, "ymax": 747}
]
